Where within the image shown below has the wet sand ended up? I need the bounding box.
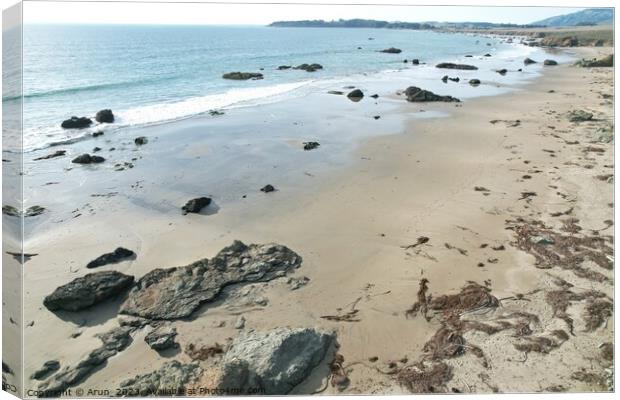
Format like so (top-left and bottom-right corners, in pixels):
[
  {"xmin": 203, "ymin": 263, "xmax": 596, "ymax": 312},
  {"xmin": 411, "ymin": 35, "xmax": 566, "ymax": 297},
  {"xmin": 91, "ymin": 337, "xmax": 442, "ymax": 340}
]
[{"xmin": 8, "ymin": 46, "xmax": 614, "ymax": 395}]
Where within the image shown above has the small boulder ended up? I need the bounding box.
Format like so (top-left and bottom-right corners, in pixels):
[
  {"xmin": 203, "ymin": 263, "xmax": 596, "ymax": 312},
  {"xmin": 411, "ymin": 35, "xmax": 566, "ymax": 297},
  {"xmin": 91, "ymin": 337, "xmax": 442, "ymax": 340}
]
[
  {"xmin": 145, "ymin": 326, "xmax": 178, "ymax": 351},
  {"xmin": 34, "ymin": 150, "xmax": 66, "ymax": 161},
  {"xmin": 277, "ymin": 65, "xmax": 291, "ymax": 70},
  {"xmin": 31, "ymin": 360, "xmax": 60, "ymax": 380},
  {"xmin": 370, "ymin": 94, "xmax": 379, "ymax": 99},
  {"xmin": 92, "ymin": 131, "xmax": 104, "ymax": 137},
  {"xmin": 182, "ymin": 197, "xmax": 212, "ymax": 215},
  {"xmin": 222, "ymin": 72, "xmax": 264, "ymax": 80},
  {"xmin": 543, "ymin": 59, "xmax": 558, "ymax": 66},
  {"xmin": 134, "ymin": 136, "xmax": 148, "ymax": 145},
  {"xmin": 72, "ymin": 154, "xmax": 105, "ymax": 164},
  {"xmin": 496, "ymin": 69, "xmax": 507, "ymax": 75},
  {"xmin": 469, "ymin": 79, "xmax": 481, "ymax": 86},
  {"xmin": 436, "ymin": 63, "xmax": 478, "ymax": 70},
  {"xmin": 95, "ymin": 109, "xmax": 114, "ymax": 123},
  {"xmin": 43, "ymin": 271, "xmax": 134, "ymax": 312},
  {"xmin": 327, "ymin": 91, "xmax": 343, "ymax": 95},
  {"xmin": 347, "ymin": 89, "xmax": 364, "ymax": 102},
  {"xmin": 484, "ymin": 53, "xmax": 491, "ymax": 57},
  {"xmin": 441, "ymin": 75, "xmax": 448, "ymax": 83},
  {"xmin": 86, "ymin": 247, "xmax": 136, "ymax": 269},
  {"xmin": 234, "ymin": 316, "xmax": 246, "ymax": 330},
  {"xmin": 380, "ymin": 47, "xmax": 402, "ymax": 54},
  {"xmin": 411, "ymin": 59, "xmax": 419, "ymax": 65},
  {"xmin": 261, "ymin": 184, "xmax": 276, "ymax": 193},
  {"xmin": 404, "ymin": 86, "xmax": 460, "ymax": 102},
  {"xmin": 303, "ymin": 142, "xmax": 320, "ymax": 151},
  {"xmin": 523, "ymin": 57, "xmax": 537, "ymax": 65},
  {"xmin": 294, "ymin": 64, "xmax": 323, "ymax": 72},
  {"xmin": 61, "ymin": 116, "xmax": 92, "ymax": 129}
]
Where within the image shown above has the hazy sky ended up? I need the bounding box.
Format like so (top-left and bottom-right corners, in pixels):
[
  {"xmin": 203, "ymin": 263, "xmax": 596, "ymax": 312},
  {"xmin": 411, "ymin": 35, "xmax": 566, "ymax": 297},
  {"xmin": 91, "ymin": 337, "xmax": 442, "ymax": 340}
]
[{"xmin": 22, "ymin": 1, "xmax": 588, "ymax": 25}]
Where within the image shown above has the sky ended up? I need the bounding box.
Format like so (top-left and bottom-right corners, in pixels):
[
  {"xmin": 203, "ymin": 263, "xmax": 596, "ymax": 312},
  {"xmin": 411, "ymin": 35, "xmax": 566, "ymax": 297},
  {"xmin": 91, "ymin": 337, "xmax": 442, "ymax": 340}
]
[{"xmin": 20, "ymin": 1, "xmax": 591, "ymax": 26}]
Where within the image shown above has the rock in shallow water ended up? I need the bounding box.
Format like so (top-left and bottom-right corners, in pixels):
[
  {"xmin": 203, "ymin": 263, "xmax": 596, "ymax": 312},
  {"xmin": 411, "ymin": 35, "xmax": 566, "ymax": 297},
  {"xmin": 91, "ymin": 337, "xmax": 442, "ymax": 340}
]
[
  {"xmin": 222, "ymin": 72, "xmax": 263, "ymax": 80},
  {"xmin": 95, "ymin": 109, "xmax": 114, "ymax": 123},
  {"xmin": 435, "ymin": 62, "xmax": 478, "ymax": 70},
  {"xmin": 261, "ymin": 184, "xmax": 276, "ymax": 193},
  {"xmin": 347, "ymin": 89, "xmax": 364, "ymax": 101},
  {"xmin": 217, "ymin": 327, "xmax": 334, "ymax": 394},
  {"xmin": 72, "ymin": 154, "xmax": 105, "ymax": 164},
  {"xmin": 120, "ymin": 241, "xmax": 302, "ymax": 319},
  {"xmin": 86, "ymin": 247, "xmax": 136, "ymax": 269},
  {"xmin": 61, "ymin": 116, "xmax": 92, "ymax": 129},
  {"xmin": 182, "ymin": 197, "xmax": 212, "ymax": 215},
  {"xmin": 404, "ymin": 87, "xmax": 460, "ymax": 103},
  {"xmin": 43, "ymin": 271, "xmax": 134, "ymax": 312}
]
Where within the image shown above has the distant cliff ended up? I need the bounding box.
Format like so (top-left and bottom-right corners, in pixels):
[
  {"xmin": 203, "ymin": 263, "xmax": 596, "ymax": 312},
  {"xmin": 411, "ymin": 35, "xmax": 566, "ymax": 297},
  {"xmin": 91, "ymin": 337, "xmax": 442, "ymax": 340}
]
[
  {"xmin": 268, "ymin": 19, "xmax": 541, "ymax": 30},
  {"xmin": 532, "ymin": 8, "xmax": 613, "ymax": 27}
]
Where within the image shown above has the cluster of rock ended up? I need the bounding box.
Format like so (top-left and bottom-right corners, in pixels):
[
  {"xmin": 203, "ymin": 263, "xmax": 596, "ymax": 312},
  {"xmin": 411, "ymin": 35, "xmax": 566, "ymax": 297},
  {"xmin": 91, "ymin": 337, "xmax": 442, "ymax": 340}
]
[
  {"xmin": 380, "ymin": 47, "xmax": 402, "ymax": 54},
  {"xmin": 404, "ymin": 86, "xmax": 460, "ymax": 103},
  {"xmin": 60, "ymin": 109, "xmax": 115, "ymax": 129},
  {"xmin": 222, "ymin": 72, "xmax": 264, "ymax": 80},
  {"xmin": 293, "ymin": 63, "xmax": 323, "ymax": 72},
  {"xmin": 72, "ymin": 154, "xmax": 105, "ymax": 164},
  {"xmin": 118, "ymin": 361, "xmax": 202, "ymax": 396},
  {"xmin": 441, "ymin": 76, "xmax": 460, "ymax": 83}
]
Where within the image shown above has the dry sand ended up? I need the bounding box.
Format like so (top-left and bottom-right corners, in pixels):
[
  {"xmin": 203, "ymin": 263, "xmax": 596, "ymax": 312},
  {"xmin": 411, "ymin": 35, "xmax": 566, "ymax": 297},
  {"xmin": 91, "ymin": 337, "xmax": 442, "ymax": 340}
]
[{"xmin": 7, "ymin": 47, "xmax": 614, "ymax": 396}]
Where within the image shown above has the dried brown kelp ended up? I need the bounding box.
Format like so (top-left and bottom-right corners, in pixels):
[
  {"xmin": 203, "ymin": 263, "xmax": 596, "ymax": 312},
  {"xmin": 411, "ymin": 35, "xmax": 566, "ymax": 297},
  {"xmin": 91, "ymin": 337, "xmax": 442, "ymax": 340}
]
[
  {"xmin": 397, "ymin": 361, "xmax": 453, "ymax": 393},
  {"xmin": 513, "ymin": 330, "xmax": 569, "ymax": 354},
  {"xmin": 583, "ymin": 299, "xmax": 613, "ymax": 331},
  {"xmin": 422, "ymin": 326, "xmax": 465, "ymax": 360},
  {"xmin": 406, "ymin": 278, "xmax": 430, "ymax": 320},
  {"xmin": 184, "ymin": 343, "xmax": 224, "ymax": 361},
  {"xmin": 429, "ymin": 282, "xmax": 499, "ymax": 314}
]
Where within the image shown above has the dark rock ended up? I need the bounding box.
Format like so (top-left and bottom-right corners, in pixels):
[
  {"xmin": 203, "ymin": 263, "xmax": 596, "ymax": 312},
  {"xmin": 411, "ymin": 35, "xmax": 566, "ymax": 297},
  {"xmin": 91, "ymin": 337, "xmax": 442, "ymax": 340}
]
[
  {"xmin": 209, "ymin": 110, "xmax": 224, "ymax": 116},
  {"xmin": 465, "ymin": 55, "xmax": 473, "ymax": 57},
  {"xmin": 436, "ymin": 63, "xmax": 478, "ymax": 70},
  {"xmin": 449, "ymin": 77, "xmax": 460, "ymax": 82},
  {"xmin": 261, "ymin": 184, "xmax": 276, "ymax": 193},
  {"xmin": 347, "ymin": 89, "xmax": 364, "ymax": 101},
  {"xmin": 380, "ymin": 47, "xmax": 402, "ymax": 54},
  {"xmin": 404, "ymin": 86, "xmax": 460, "ymax": 102},
  {"xmin": 95, "ymin": 109, "xmax": 114, "ymax": 123},
  {"xmin": 327, "ymin": 91, "xmax": 344, "ymax": 95},
  {"xmin": 303, "ymin": 142, "xmax": 320, "ymax": 151},
  {"xmin": 484, "ymin": 53, "xmax": 492, "ymax": 57},
  {"xmin": 61, "ymin": 116, "xmax": 92, "ymax": 129},
  {"xmin": 469, "ymin": 79, "xmax": 481, "ymax": 86},
  {"xmin": 24, "ymin": 206, "xmax": 45, "ymax": 217},
  {"xmin": 2, "ymin": 205, "xmax": 19, "ymax": 217},
  {"xmin": 93, "ymin": 147, "xmax": 101, "ymax": 152},
  {"xmin": 86, "ymin": 247, "xmax": 136, "ymax": 269},
  {"xmin": 411, "ymin": 59, "xmax": 419, "ymax": 65},
  {"xmin": 92, "ymin": 131, "xmax": 104, "ymax": 137},
  {"xmin": 120, "ymin": 241, "xmax": 302, "ymax": 320},
  {"xmin": 118, "ymin": 361, "xmax": 201, "ymax": 396},
  {"xmin": 576, "ymin": 54, "xmax": 613, "ymax": 67},
  {"xmin": 182, "ymin": 197, "xmax": 212, "ymax": 215},
  {"xmin": 568, "ymin": 110, "xmax": 593, "ymax": 122},
  {"xmin": 523, "ymin": 57, "xmax": 537, "ymax": 65},
  {"xmin": 373, "ymin": 116, "xmax": 381, "ymax": 120},
  {"xmin": 294, "ymin": 63, "xmax": 323, "ymax": 72},
  {"xmin": 31, "ymin": 361, "xmax": 61, "ymax": 380},
  {"xmin": 145, "ymin": 326, "xmax": 178, "ymax": 351},
  {"xmin": 277, "ymin": 65, "xmax": 291, "ymax": 70},
  {"xmin": 216, "ymin": 328, "xmax": 334, "ymax": 395},
  {"xmin": 71, "ymin": 154, "xmax": 105, "ymax": 164},
  {"xmin": 43, "ymin": 271, "xmax": 135, "ymax": 312},
  {"xmin": 403, "ymin": 59, "xmax": 408, "ymax": 63},
  {"xmin": 34, "ymin": 150, "xmax": 66, "ymax": 161},
  {"xmin": 496, "ymin": 69, "xmax": 507, "ymax": 75},
  {"xmin": 441, "ymin": 75, "xmax": 448, "ymax": 83},
  {"xmin": 518, "ymin": 68, "xmax": 523, "ymax": 72},
  {"xmin": 370, "ymin": 94, "xmax": 379, "ymax": 99},
  {"xmin": 543, "ymin": 59, "xmax": 558, "ymax": 66},
  {"xmin": 222, "ymin": 72, "xmax": 264, "ymax": 80},
  {"xmin": 134, "ymin": 136, "xmax": 148, "ymax": 145}
]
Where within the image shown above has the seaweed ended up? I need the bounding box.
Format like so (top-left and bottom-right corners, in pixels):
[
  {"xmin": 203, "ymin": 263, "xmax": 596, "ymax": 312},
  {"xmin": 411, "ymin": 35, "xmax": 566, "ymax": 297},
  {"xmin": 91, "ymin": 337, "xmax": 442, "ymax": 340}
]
[
  {"xmin": 397, "ymin": 362, "xmax": 453, "ymax": 393},
  {"xmin": 583, "ymin": 299, "xmax": 612, "ymax": 331},
  {"xmin": 184, "ymin": 343, "xmax": 224, "ymax": 361}
]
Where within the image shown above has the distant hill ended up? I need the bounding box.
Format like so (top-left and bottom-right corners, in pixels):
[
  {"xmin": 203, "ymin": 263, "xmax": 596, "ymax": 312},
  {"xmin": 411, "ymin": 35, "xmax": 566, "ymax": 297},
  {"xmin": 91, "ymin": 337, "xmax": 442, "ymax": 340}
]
[
  {"xmin": 532, "ymin": 8, "xmax": 613, "ymax": 27},
  {"xmin": 268, "ymin": 19, "xmax": 538, "ymax": 30}
]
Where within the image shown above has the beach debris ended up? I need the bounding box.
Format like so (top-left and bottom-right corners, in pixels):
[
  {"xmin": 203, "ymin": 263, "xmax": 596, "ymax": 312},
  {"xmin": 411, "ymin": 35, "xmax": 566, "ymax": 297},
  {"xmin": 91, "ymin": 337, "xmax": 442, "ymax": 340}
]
[
  {"xmin": 71, "ymin": 154, "xmax": 105, "ymax": 164},
  {"xmin": 30, "ymin": 360, "xmax": 61, "ymax": 381},
  {"xmin": 145, "ymin": 326, "xmax": 178, "ymax": 351},
  {"xmin": 543, "ymin": 59, "xmax": 558, "ymax": 66},
  {"xmin": 95, "ymin": 109, "xmax": 114, "ymax": 123},
  {"xmin": 380, "ymin": 47, "xmax": 402, "ymax": 54},
  {"xmin": 444, "ymin": 243, "xmax": 468, "ymax": 256},
  {"xmin": 61, "ymin": 116, "xmax": 92, "ymax": 129},
  {"xmin": 181, "ymin": 197, "xmax": 212, "ymax": 215},
  {"xmin": 34, "ymin": 150, "xmax": 66, "ymax": 161},
  {"xmin": 575, "ymin": 54, "xmax": 613, "ymax": 67},
  {"xmin": 328, "ymin": 353, "xmax": 350, "ymax": 391},
  {"xmin": 121, "ymin": 241, "xmax": 302, "ymax": 319},
  {"xmin": 86, "ymin": 247, "xmax": 136, "ymax": 269},
  {"xmin": 294, "ymin": 63, "xmax": 323, "ymax": 72},
  {"xmin": 303, "ymin": 141, "xmax": 320, "ymax": 151},
  {"xmin": 261, "ymin": 184, "xmax": 276, "ymax": 193},
  {"xmin": 321, "ymin": 296, "xmax": 362, "ymax": 322},
  {"xmin": 288, "ymin": 276, "xmax": 310, "ymax": 290},
  {"xmin": 134, "ymin": 136, "xmax": 148, "ymax": 145},
  {"xmin": 435, "ymin": 62, "xmax": 478, "ymax": 70},
  {"xmin": 397, "ymin": 361, "xmax": 453, "ymax": 393},
  {"xmin": 406, "ymin": 278, "xmax": 430, "ymax": 321},
  {"xmin": 404, "ymin": 86, "xmax": 460, "ymax": 102},
  {"xmin": 39, "ymin": 326, "xmax": 134, "ymax": 394},
  {"xmin": 215, "ymin": 327, "xmax": 334, "ymax": 394},
  {"xmin": 401, "ymin": 236, "xmax": 430, "ymax": 250},
  {"xmin": 469, "ymin": 79, "xmax": 481, "ymax": 86},
  {"xmin": 519, "ymin": 191, "xmax": 537, "ymax": 200},
  {"xmin": 43, "ymin": 271, "xmax": 135, "ymax": 312},
  {"xmin": 347, "ymin": 89, "xmax": 364, "ymax": 101},
  {"xmin": 513, "ymin": 330, "xmax": 569, "ymax": 354},
  {"xmin": 568, "ymin": 110, "xmax": 593, "ymax": 122},
  {"xmin": 117, "ymin": 360, "xmax": 202, "ymax": 396},
  {"xmin": 185, "ymin": 343, "xmax": 224, "ymax": 361},
  {"xmin": 222, "ymin": 72, "xmax": 264, "ymax": 80},
  {"xmin": 489, "ymin": 119, "xmax": 520, "ymax": 127},
  {"xmin": 523, "ymin": 57, "xmax": 537, "ymax": 65}
]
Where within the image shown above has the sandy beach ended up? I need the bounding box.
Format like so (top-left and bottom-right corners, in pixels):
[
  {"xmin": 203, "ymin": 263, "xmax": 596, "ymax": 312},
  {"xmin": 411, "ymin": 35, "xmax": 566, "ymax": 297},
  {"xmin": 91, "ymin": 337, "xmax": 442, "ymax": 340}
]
[{"xmin": 3, "ymin": 40, "xmax": 613, "ymax": 396}]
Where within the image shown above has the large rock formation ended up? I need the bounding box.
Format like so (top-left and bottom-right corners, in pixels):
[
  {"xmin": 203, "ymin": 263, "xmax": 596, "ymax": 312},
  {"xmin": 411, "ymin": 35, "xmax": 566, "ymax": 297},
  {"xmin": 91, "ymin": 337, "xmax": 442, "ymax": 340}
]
[
  {"xmin": 435, "ymin": 63, "xmax": 478, "ymax": 70},
  {"xmin": 43, "ymin": 271, "xmax": 135, "ymax": 312},
  {"xmin": 216, "ymin": 328, "xmax": 334, "ymax": 394},
  {"xmin": 404, "ymin": 87, "xmax": 460, "ymax": 103},
  {"xmin": 120, "ymin": 241, "xmax": 302, "ymax": 319},
  {"xmin": 118, "ymin": 361, "xmax": 202, "ymax": 396}
]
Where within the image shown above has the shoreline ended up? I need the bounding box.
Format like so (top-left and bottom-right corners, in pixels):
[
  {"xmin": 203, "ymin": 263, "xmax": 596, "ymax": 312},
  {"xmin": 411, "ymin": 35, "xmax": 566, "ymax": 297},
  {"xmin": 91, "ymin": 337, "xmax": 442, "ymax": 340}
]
[{"xmin": 10, "ymin": 44, "xmax": 614, "ymax": 394}]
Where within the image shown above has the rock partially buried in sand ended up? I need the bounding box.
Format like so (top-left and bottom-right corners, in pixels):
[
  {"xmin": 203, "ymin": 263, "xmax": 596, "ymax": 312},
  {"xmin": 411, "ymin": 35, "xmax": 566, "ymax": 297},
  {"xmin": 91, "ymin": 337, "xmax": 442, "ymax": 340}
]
[
  {"xmin": 523, "ymin": 57, "xmax": 537, "ymax": 65},
  {"xmin": 303, "ymin": 141, "xmax": 320, "ymax": 151},
  {"xmin": 469, "ymin": 79, "xmax": 481, "ymax": 86},
  {"xmin": 43, "ymin": 271, "xmax": 134, "ymax": 312},
  {"xmin": 72, "ymin": 154, "xmax": 105, "ymax": 164},
  {"xmin": 261, "ymin": 184, "xmax": 276, "ymax": 193},
  {"xmin": 61, "ymin": 116, "xmax": 92, "ymax": 129},
  {"xmin": 435, "ymin": 63, "xmax": 478, "ymax": 70},
  {"xmin": 86, "ymin": 247, "xmax": 136, "ymax": 269},
  {"xmin": 222, "ymin": 72, "xmax": 264, "ymax": 80},
  {"xmin": 543, "ymin": 59, "xmax": 558, "ymax": 66},
  {"xmin": 347, "ymin": 89, "xmax": 364, "ymax": 101},
  {"xmin": 120, "ymin": 241, "xmax": 302, "ymax": 319},
  {"xmin": 216, "ymin": 328, "xmax": 334, "ymax": 394},
  {"xmin": 34, "ymin": 150, "xmax": 66, "ymax": 161},
  {"xmin": 182, "ymin": 197, "xmax": 212, "ymax": 215},
  {"xmin": 380, "ymin": 47, "xmax": 402, "ymax": 54},
  {"xmin": 95, "ymin": 109, "xmax": 114, "ymax": 123},
  {"xmin": 496, "ymin": 69, "xmax": 508, "ymax": 75},
  {"xmin": 134, "ymin": 136, "xmax": 148, "ymax": 145},
  {"xmin": 145, "ymin": 326, "xmax": 178, "ymax": 351},
  {"xmin": 31, "ymin": 360, "xmax": 60, "ymax": 380},
  {"xmin": 404, "ymin": 87, "xmax": 460, "ymax": 103},
  {"xmin": 118, "ymin": 361, "xmax": 202, "ymax": 396}
]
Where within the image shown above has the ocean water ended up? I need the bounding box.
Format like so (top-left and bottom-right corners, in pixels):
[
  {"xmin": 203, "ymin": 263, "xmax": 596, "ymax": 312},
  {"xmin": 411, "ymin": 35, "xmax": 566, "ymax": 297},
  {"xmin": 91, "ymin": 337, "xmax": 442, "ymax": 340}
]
[{"xmin": 13, "ymin": 24, "xmax": 542, "ymax": 151}]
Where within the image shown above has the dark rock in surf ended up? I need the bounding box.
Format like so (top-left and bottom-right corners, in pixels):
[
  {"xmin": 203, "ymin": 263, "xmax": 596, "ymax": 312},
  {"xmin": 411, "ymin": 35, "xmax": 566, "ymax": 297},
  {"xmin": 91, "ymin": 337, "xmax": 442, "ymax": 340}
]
[
  {"xmin": 436, "ymin": 63, "xmax": 478, "ymax": 70},
  {"xmin": 380, "ymin": 47, "xmax": 402, "ymax": 54},
  {"xmin": 182, "ymin": 197, "xmax": 212, "ymax": 215},
  {"xmin": 95, "ymin": 109, "xmax": 114, "ymax": 123},
  {"xmin": 370, "ymin": 94, "xmax": 379, "ymax": 99},
  {"xmin": 294, "ymin": 64, "xmax": 323, "ymax": 72},
  {"xmin": 86, "ymin": 247, "xmax": 136, "ymax": 269},
  {"xmin": 72, "ymin": 154, "xmax": 105, "ymax": 164},
  {"xmin": 34, "ymin": 150, "xmax": 66, "ymax": 161},
  {"xmin": 404, "ymin": 86, "xmax": 460, "ymax": 103},
  {"xmin": 441, "ymin": 75, "xmax": 448, "ymax": 83},
  {"xmin": 328, "ymin": 91, "xmax": 344, "ymax": 95},
  {"xmin": 277, "ymin": 65, "xmax": 291, "ymax": 70},
  {"xmin": 134, "ymin": 136, "xmax": 148, "ymax": 145},
  {"xmin": 496, "ymin": 69, "xmax": 507, "ymax": 75},
  {"xmin": 543, "ymin": 59, "xmax": 558, "ymax": 66},
  {"xmin": 222, "ymin": 72, "xmax": 264, "ymax": 80},
  {"xmin": 61, "ymin": 116, "xmax": 92, "ymax": 129},
  {"xmin": 469, "ymin": 79, "xmax": 481, "ymax": 86},
  {"xmin": 347, "ymin": 89, "xmax": 364, "ymax": 101},
  {"xmin": 303, "ymin": 142, "xmax": 320, "ymax": 151},
  {"xmin": 411, "ymin": 59, "xmax": 419, "ymax": 65},
  {"xmin": 523, "ymin": 57, "xmax": 537, "ymax": 65},
  {"xmin": 484, "ymin": 53, "xmax": 492, "ymax": 57},
  {"xmin": 261, "ymin": 184, "xmax": 276, "ymax": 193},
  {"xmin": 43, "ymin": 271, "xmax": 134, "ymax": 312},
  {"xmin": 92, "ymin": 131, "xmax": 104, "ymax": 137}
]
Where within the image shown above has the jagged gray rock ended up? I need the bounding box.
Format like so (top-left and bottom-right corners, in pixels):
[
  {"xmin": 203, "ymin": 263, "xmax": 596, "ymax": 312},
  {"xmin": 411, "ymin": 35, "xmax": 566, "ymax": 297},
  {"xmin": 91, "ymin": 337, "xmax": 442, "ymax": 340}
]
[
  {"xmin": 30, "ymin": 361, "xmax": 60, "ymax": 381},
  {"xmin": 144, "ymin": 326, "xmax": 178, "ymax": 351},
  {"xmin": 120, "ymin": 241, "xmax": 302, "ymax": 320},
  {"xmin": 217, "ymin": 327, "xmax": 334, "ymax": 394},
  {"xmin": 43, "ymin": 271, "xmax": 135, "ymax": 312},
  {"xmin": 118, "ymin": 361, "xmax": 202, "ymax": 396}
]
